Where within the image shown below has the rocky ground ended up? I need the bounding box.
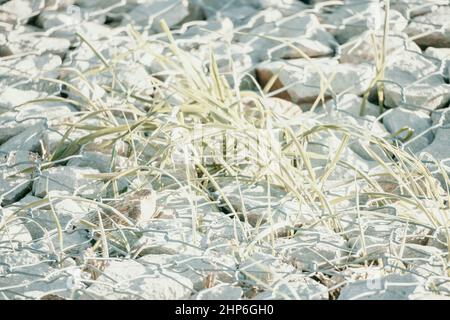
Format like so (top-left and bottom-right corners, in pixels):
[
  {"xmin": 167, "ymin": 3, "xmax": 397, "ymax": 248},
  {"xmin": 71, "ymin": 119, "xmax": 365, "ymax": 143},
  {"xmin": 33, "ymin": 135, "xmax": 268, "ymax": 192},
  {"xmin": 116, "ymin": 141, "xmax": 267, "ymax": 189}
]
[{"xmin": 0, "ymin": 0, "xmax": 450, "ymax": 300}]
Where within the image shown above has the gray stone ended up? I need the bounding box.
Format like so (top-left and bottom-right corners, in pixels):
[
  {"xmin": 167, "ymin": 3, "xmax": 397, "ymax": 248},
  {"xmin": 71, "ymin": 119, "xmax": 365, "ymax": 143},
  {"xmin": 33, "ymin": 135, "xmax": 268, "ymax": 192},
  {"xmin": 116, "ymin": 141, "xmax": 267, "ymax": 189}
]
[
  {"xmin": 383, "ymin": 51, "xmax": 450, "ymax": 111},
  {"xmin": 80, "ymin": 259, "xmax": 194, "ymax": 300},
  {"xmin": 0, "ymin": 0, "xmax": 45, "ymax": 24},
  {"xmin": 32, "ymin": 166, "xmax": 104, "ymax": 199},
  {"xmin": 325, "ymin": 94, "xmax": 380, "ymax": 118},
  {"xmin": 421, "ymin": 128, "xmax": 450, "ymax": 162},
  {"xmin": 0, "ymin": 31, "xmax": 71, "ymax": 58},
  {"xmin": 0, "ymin": 123, "xmax": 45, "ymax": 153},
  {"xmin": 340, "ymin": 32, "xmax": 421, "ymax": 65},
  {"xmin": 0, "ymin": 88, "xmax": 44, "ymax": 114},
  {"xmin": 121, "ymin": 0, "xmax": 191, "ymax": 32},
  {"xmin": 0, "ymin": 219, "xmax": 32, "ymax": 247},
  {"xmin": 194, "ymin": 284, "xmax": 243, "ymax": 300},
  {"xmin": 254, "ymin": 274, "xmax": 328, "ymax": 300},
  {"xmin": 0, "ymin": 250, "xmax": 70, "ymax": 299},
  {"xmin": 383, "ymin": 107, "xmax": 433, "ymax": 153},
  {"xmin": 134, "ymin": 219, "xmax": 202, "ymax": 255},
  {"xmin": 323, "ymin": 0, "xmax": 405, "ymax": 44},
  {"xmin": 0, "ymin": 54, "xmax": 62, "ymax": 94},
  {"xmin": 391, "ymin": 0, "xmax": 448, "ymax": 19},
  {"xmin": 405, "ymin": 6, "xmax": 450, "ymax": 48},
  {"xmin": 238, "ymin": 14, "xmax": 338, "ymax": 61},
  {"xmin": 240, "ymin": 252, "xmax": 295, "ymax": 285},
  {"xmin": 424, "ymin": 47, "xmax": 450, "ymax": 80},
  {"xmin": 338, "ymin": 273, "xmax": 426, "ymax": 300},
  {"xmin": 139, "ymin": 253, "xmax": 237, "ymax": 291},
  {"xmin": 278, "ymin": 227, "xmax": 348, "ymax": 270},
  {"xmin": 256, "ymin": 58, "xmax": 375, "ymax": 103}
]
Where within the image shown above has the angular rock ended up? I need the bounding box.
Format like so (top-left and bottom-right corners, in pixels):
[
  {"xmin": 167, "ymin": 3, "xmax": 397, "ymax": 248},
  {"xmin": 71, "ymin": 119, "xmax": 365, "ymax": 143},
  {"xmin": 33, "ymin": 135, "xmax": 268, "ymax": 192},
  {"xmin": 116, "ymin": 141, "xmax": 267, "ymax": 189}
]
[
  {"xmin": 80, "ymin": 260, "xmax": 194, "ymax": 300},
  {"xmin": 0, "ymin": 250, "xmax": 70, "ymax": 299},
  {"xmin": 133, "ymin": 219, "xmax": 202, "ymax": 255},
  {"xmin": 405, "ymin": 6, "xmax": 450, "ymax": 48},
  {"xmin": 0, "ymin": 0, "xmax": 45, "ymax": 24},
  {"xmin": 322, "ymin": 0, "xmax": 405, "ymax": 44},
  {"xmin": 424, "ymin": 47, "xmax": 450, "ymax": 80},
  {"xmin": 254, "ymin": 274, "xmax": 328, "ymax": 300},
  {"xmin": 121, "ymin": 0, "xmax": 191, "ymax": 32},
  {"xmin": 0, "ymin": 54, "xmax": 62, "ymax": 94},
  {"xmin": 32, "ymin": 166, "xmax": 104, "ymax": 199},
  {"xmin": 139, "ymin": 253, "xmax": 237, "ymax": 291},
  {"xmin": 279, "ymin": 227, "xmax": 348, "ymax": 270},
  {"xmin": 383, "ymin": 107, "xmax": 434, "ymax": 153},
  {"xmin": 0, "ymin": 88, "xmax": 45, "ymax": 114},
  {"xmin": 383, "ymin": 51, "xmax": 450, "ymax": 111},
  {"xmin": 0, "ymin": 31, "xmax": 71, "ymax": 58},
  {"xmin": 391, "ymin": 0, "xmax": 448, "ymax": 19},
  {"xmin": 256, "ymin": 58, "xmax": 375, "ymax": 103},
  {"xmin": 338, "ymin": 273, "xmax": 426, "ymax": 300},
  {"xmin": 238, "ymin": 14, "xmax": 338, "ymax": 61},
  {"xmin": 240, "ymin": 252, "xmax": 295, "ymax": 285},
  {"xmin": 194, "ymin": 284, "xmax": 243, "ymax": 300},
  {"xmin": 340, "ymin": 32, "xmax": 421, "ymax": 65},
  {"xmin": 421, "ymin": 128, "xmax": 450, "ymax": 162}
]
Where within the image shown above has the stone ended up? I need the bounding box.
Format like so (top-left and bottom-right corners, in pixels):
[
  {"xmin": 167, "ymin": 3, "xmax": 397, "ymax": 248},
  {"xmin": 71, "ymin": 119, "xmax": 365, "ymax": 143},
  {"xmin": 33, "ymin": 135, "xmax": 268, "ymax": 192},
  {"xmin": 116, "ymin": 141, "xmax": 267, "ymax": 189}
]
[
  {"xmin": 67, "ymin": 151, "xmax": 131, "ymax": 173},
  {"xmin": 322, "ymin": 0, "xmax": 393, "ymax": 44},
  {"xmin": 0, "ymin": 219, "xmax": 32, "ymax": 246},
  {"xmin": 391, "ymin": 0, "xmax": 448, "ymax": 19},
  {"xmin": 0, "ymin": 250, "xmax": 70, "ymax": 299},
  {"xmin": 139, "ymin": 253, "xmax": 237, "ymax": 291},
  {"xmin": 340, "ymin": 32, "xmax": 421, "ymax": 65},
  {"xmin": 383, "ymin": 51, "xmax": 450, "ymax": 111},
  {"xmin": 240, "ymin": 252, "xmax": 295, "ymax": 285},
  {"xmin": 254, "ymin": 274, "xmax": 328, "ymax": 300},
  {"xmin": 194, "ymin": 284, "xmax": 243, "ymax": 300},
  {"xmin": 80, "ymin": 260, "xmax": 194, "ymax": 299},
  {"xmin": 0, "ymin": 54, "xmax": 62, "ymax": 94},
  {"xmin": 133, "ymin": 219, "xmax": 202, "ymax": 255},
  {"xmin": 0, "ymin": 150, "xmax": 39, "ymax": 206},
  {"xmin": 0, "ymin": 123, "xmax": 45, "ymax": 153},
  {"xmin": 238, "ymin": 14, "xmax": 338, "ymax": 61},
  {"xmin": 424, "ymin": 47, "xmax": 450, "ymax": 80},
  {"xmin": 32, "ymin": 166, "xmax": 104, "ymax": 199},
  {"xmin": 383, "ymin": 107, "xmax": 434, "ymax": 153},
  {"xmin": 152, "ymin": 187, "xmax": 222, "ymax": 230},
  {"xmin": 0, "ymin": 0, "xmax": 45, "ymax": 24},
  {"xmin": 338, "ymin": 273, "xmax": 426, "ymax": 300},
  {"xmin": 121, "ymin": 0, "xmax": 191, "ymax": 32},
  {"xmin": 0, "ymin": 102, "xmax": 75, "ymax": 144},
  {"xmin": 256, "ymin": 58, "xmax": 375, "ymax": 103},
  {"xmin": 421, "ymin": 128, "xmax": 450, "ymax": 162},
  {"xmin": 405, "ymin": 6, "xmax": 450, "ymax": 48},
  {"xmin": 176, "ymin": 18, "xmax": 234, "ymax": 50},
  {"xmin": 0, "ymin": 31, "xmax": 71, "ymax": 58},
  {"xmin": 279, "ymin": 227, "xmax": 348, "ymax": 270},
  {"xmin": 324, "ymin": 94, "xmax": 380, "ymax": 118},
  {"xmin": 0, "ymin": 88, "xmax": 45, "ymax": 114}
]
